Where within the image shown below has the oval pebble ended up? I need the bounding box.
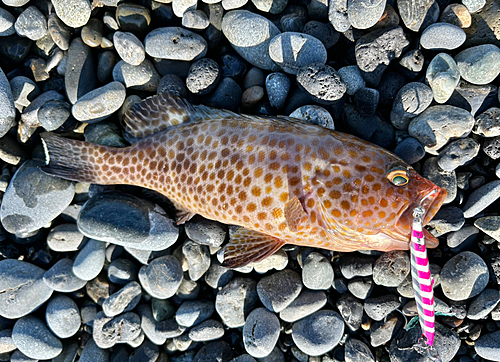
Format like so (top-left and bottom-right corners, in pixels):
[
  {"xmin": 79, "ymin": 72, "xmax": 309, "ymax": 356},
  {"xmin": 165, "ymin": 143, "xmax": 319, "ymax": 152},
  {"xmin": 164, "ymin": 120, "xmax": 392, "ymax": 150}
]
[
  {"xmin": 79, "ymin": 338, "xmax": 109, "ymax": 362},
  {"xmin": 467, "ymin": 288, "xmax": 500, "ymax": 320},
  {"xmin": 395, "ymin": 137, "xmax": 426, "ymax": 164},
  {"xmin": 289, "ymin": 105, "xmax": 335, "ymax": 130},
  {"xmin": 420, "ymin": 23, "xmax": 466, "ymax": 50},
  {"xmin": 268, "ymin": 32, "xmax": 327, "ymax": 74},
  {"xmin": 43, "ymin": 258, "xmax": 87, "ymax": 292},
  {"xmin": 46, "ymin": 295, "xmax": 81, "ymax": 338},
  {"xmin": 12, "ymin": 315, "xmax": 62, "ymax": 360},
  {"xmin": 475, "ymin": 330, "xmax": 500, "ymax": 362},
  {"xmin": 139, "ymin": 255, "xmax": 183, "ymax": 299},
  {"xmin": 52, "ymin": 0, "xmax": 91, "ymax": 28},
  {"xmin": 92, "ymin": 311, "xmax": 141, "ymax": 349},
  {"xmin": 390, "ymin": 82, "xmax": 433, "ymax": 130},
  {"xmin": 102, "ymin": 281, "xmax": 142, "ymax": 317},
  {"xmin": 279, "ymin": 290, "xmax": 327, "ymax": 323},
  {"xmin": 297, "ymin": 63, "xmax": 346, "ymax": 104},
  {"xmin": 113, "ymin": 31, "xmax": 145, "ymax": 66},
  {"xmin": 441, "ymin": 251, "xmax": 489, "ymax": 301},
  {"xmin": 189, "ymin": 319, "xmax": 224, "ymax": 341},
  {"xmin": 462, "ymin": 180, "xmax": 500, "ymax": 218},
  {"xmin": 455, "ymin": 44, "xmax": 500, "ymax": 85},
  {"xmin": 175, "ymin": 299, "xmax": 214, "ymax": 327},
  {"xmin": 186, "ymin": 58, "xmax": 220, "ymax": 96},
  {"xmin": 301, "ymin": 252, "xmax": 334, "ymax": 290},
  {"xmin": 73, "ymin": 239, "xmax": 106, "ymax": 281},
  {"xmin": 0, "ymin": 8, "xmax": 15, "ymax": 36},
  {"xmin": 266, "ymin": 72, "xmax": 290, "ymax": 110},
  {"xmin": 72, "ymin": 81, "xmax": 126, "ymax": 122},
  {"xmin": 345, "ymin": 338, "xmax": 375, "ymax": 362},
  {"xmin": 108, "ymin": 258, "xmax": 138, "ymax": 285},
  {"xmin": 243, "ymin": 308, "xmax": 280, "ymax": 358},
  {"xmin": 144, "ymin": 27, "xmax": 207, "ymax": 61},
  {"xmin": 257, "ymin": 269, "xmax": 302, "ymax": 312},
  {"xmin": 292, "ymin": 310, "xmax": 344, "ymax": 356},
  {"xmin": 372, "ymin": 251, "xmax": 410, "ymax": 287},
  {"xmin": 215, "ymin": 277, "xmax": 258, "ymax": 328},
  {"xmin": 348, "ymin": 0, "xmax": 387, "ymax": 29},
  {"xmin": 426, "ymin": 53, "xmax": 460, "ymax": 104},
  {"xmin": 364, "ymin": 295, "xmax": 400, "ymax": 321},
  {"xmin": 14, "ymin": 6, "xmax": 48, "ymax": 41},
  {"xmin": 112, "ymin": 60, "xmax": 160, "ymax": 92}
]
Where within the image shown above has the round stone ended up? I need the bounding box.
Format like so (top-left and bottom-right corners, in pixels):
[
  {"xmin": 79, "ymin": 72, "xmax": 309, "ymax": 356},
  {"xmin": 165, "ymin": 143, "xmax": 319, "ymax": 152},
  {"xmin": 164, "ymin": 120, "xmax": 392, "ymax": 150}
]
[
  {"xmin": 108, "ymin": 258, "xmax": 138, "ymax": 285},
  {"xmin": 257, "ymin": 269, "xmax": 302, "ymax": 312},
  {"xmin": 113, "ymin": 31, "xmax": 145, "ymax": 66},
  {"xmin": 372, "ymin": 251, "xmax": 410, "ymax": 287},
  {"xmin": 301, "ymin": 252, "xmax": 334, "ymax": 290},
  {"xmin": 172, "ymin": 0, "xmax": 197, "ymax": 17},
  {"xmin": 81, "ymin": 18, "xmax": 104, "ymax": 47},
  {"xmin": 186, "ymin": 58, "xmax": 220, "ymax": 96},
  {"xmin": 455, "ymin": 44, "xmax": 500, "ymax": 85},
  {"xmin": 394, "ymin": 137, "xmax": 426, "ymax": 164},
  {"xmin": 364, "ymin": 295, "xmax": 400, "ymax": 321},
  {"xmin": 43, "ymin": 258, "xmax": 87, "ymax": 292},
  {"xmin": 473, "ymin": 107, "xmax": 500, "ymax": 137},
  {"xmin": 175, "ymin": 300, "xmax": 214, "ymax": 327},
  {"xmin": 79, "ymin": 339, "xmax": 109, "ymax": 362},
  {"xmin": 189, "ymin": 319, "xmax": 224, "ymax": 342},
  {"xmin": 420, "ymin": 23, "xmax": 466, "ymax": 50},
  {"xmin": 339, "ymin": 255, "xmax": 375, "ymax": 279},
  {"xmin": 0, "ymin": 259, "xmax": 53, "ymax": 319},
  {"xmin": 296, "ymin": 63, "xmax": 346, "ymax": 104},
  {"xmin": 441, "ymin": 251, "xmax": 489, "ymax": 301},
  {"xmin": 462, "ymin": 0, "xmax": 485, "ymax": 12},
  {"xmin": 52, "ymin": 0, "xmax": 91, "ymax": 28},
  {"xmin": 47, "ymin": 223, "xmax": 85, "ymax": 252},
  {"xmin": 73, "ymin": 239, "xmax": 106, "ymax": 281},
  {"xmin": 348, "ymin": 0, "xmax": 387, "ymax": 29},
  {"xmin": 204, "ymin": 77, "xmax": 242, "ymax": 111},
  {"xmin": 144, "ymin": 27, "xmax": 207, "ymax": 61},
  {"xmin": 289, "ymin": 105, "xmax": 335, "ymax": 130},
  {"xmin": 221, "ymin": 10, "xmax": 280, "ymax": 70},
  {"xmin": 426, "ymin": 53, "xmax": 460, "ymax": 104},
  {"xmin": 390, "ymin": 82, "xmax": 433, "ymax": 130},
  {"xmin": 467, "ymin": 289, "xmax": 500, "ymax": 320},
  {"xmin": 279, "ymin": 290, "xmax": 327, "ymax": 323},
  {"xmin": 243, "ymin": 308, "xmax": 280, "ymax": 358},
  {"xmin": 268, "ymin": 32, "xmax": 327, "ymax": 74},
  {"xmin": 12, "ymin": 316, "xmax": 62, "ymax": 360},
  {"xmin": 302, "ymin": 20, "xmax": 339, "ymax": 49},
  {"xmin": 475, "ymin": 330, "xmax": 500, "ymax": 362},
  {"xmin": 292, "ymin": 310, "xmax": 344, "ymax": 356},
  {"xmin": 182, "ymin": 9, "xmax": 210, "ymax": 29},
  {"xmin": 92, "ymin": 311, "xmax": 141, "ymax": 349},
  {"xmin": 266, "ymin": 72, "xmax": 290, "ymax": 109},
  {"xmin": 14, "ymin": 6, "xmax": 47, "ymax": 41},
  {"xmin": 46, "ymin": 295, "xmax": 81, "ymax": 338},
  {"xmin": 157, "ymin": 74, "xmax": 188, "ymax": 97},
  {"xmin": 112, "ymin": 59, "xmax": 160, "ymax": 92},
  {"xmin": 338, "ymin": 65, "xmax": 365, "ymax": 95},
  {"xmin": 138, "ymin": 255, "xmax": 183, "ymax": 299},
  {"xmin": 437, "ymin": 138, "xmax": 480, "ymax": 171},
  {"xmin": 72, "ymin": 81, "xmax": 126, "ymax": 122}
]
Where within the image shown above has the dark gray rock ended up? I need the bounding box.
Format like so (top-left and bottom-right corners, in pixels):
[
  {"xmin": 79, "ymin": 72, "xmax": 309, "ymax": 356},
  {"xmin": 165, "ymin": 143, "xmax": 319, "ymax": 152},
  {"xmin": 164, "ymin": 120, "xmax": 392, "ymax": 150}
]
[
  {"xmin": 97, "ymin": 51, "xmax": 116, "ymax": 84},
  {"xmin": 338, "ymin": 65, "xmax": 365, "ymax": 96},
  {"xmin": 129, "ymin": 340, "xmax": 159, "ymax": 362},
  {"xmin": 437, "ymin": 138, "xmax": 480, "ymax": 171},
  {"xmin": 426, "ymin": 206, "xmax": 465, "ymax": 237},
  {"xmin": 336, "ymin": 294, "xmax": 363, "ymax": 331},
  {"xmin": 108, "ymin": 258, "xmax": 138, "ymax": 285},
  {"xmin": 138, "ymin": 304, "xmax": 185, "ymax": 345},
  {"xmin": 370, "ymin": 312, "xmax": 403, "ymax": 347},
  {"xmin": 204, "ymin": 77, "xmax": 242, "ymax": 112},
  {"xmin": 79, "ymin": 339, "xmax": 109, "ymax": 362},
  {"xmin": 364, "ymin": 294, "xmax": 400, "ymax": 321},
  {"xmin": 184, "ymin": 216, "xmax": 226, "ymax": 247},
  {"xmin": 422, "ymin": 157, "xmax": 457, "ymax": 204},
  {"xmin": 473, "ymin": 107, "xmax": 500, "ymax": 137},
  {"xmin": 279, "ymin": 290, "xmax": 327, "ymax": 323},
  {"xmin": 345, "ymin": 338, "xmax": 375, "ymax": 362},
  {"xmin": 47, "ymin": 13, "xmax": 71, "ymax": 50},
  {"xmin": 448, "ymin": 81, "xmax": 497, "ymax": 116},
  {"xmin": 302, "ymin": 20, "xmax": 339, "ymax": 49},
  {"xmin": 395, "ymin": 137, "xmax": 426, "ymax": 164},
  {"xmin": 289, "ymin": 105, "xmax": 335, "ymax": 130},
  {"xmin": 12, "ymin": 315, "xmax": 62, "ymax": 360},
  {"xmin": 43, "ymin": 258, "xmax": 87, "ymax": 292},
  {"xmin": 0, "ymin": 8, "xmax": 15, "ymax": 37},
  {"xmin": 347, "ymin": 277, "xmax": 374, "ymax": 299},
  {"xmin": 157, "ymin": 74, "xmax": 188, "ymax": 97},
  {"xmin": 257, "ymin": 269, "xmax": 302, "ymax": 312},
  {"xmin": 447, "ymin": 224, "xmax": 480, "ymax": 252},
  {"xmin": 182, "ymin": 239, "xmax": 211, "ymax": 281},
  {"xmin": 467, "ymin": 289, "xmax": 500, "ymax": 320},
  {"xmin": 339, "ymin": 255, "xmax": 375, "ymax": 279},
  {"xmin": 352, "ymin": 87, "xmax": 379, "ymax": 117},
  {"xmin": 266, "ymin": 72, "xmax": 290, "ymax": 109},
  {"xmin": 390, "ymin": 82, "xmax": 433, "ymax": 131},
  {"xmin": 193, "ymin": 340, "xmax": 234, "ymax": 362},
  {"xmin": 475, "ymin": 330, "xmax": 500, "ymax": 362}
]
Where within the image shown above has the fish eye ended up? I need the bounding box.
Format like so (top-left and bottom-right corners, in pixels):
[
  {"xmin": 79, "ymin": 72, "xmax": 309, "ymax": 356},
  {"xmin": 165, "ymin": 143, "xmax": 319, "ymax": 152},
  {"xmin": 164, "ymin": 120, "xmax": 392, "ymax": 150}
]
[{"xmin": 387, "ymin": 168, "xmax": 409, "ymax": 186}]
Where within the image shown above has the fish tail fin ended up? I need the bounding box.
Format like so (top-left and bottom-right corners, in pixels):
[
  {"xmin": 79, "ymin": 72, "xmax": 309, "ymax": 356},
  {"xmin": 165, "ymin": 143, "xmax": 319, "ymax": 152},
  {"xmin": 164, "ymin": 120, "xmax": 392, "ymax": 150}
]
[{"xmin": 41, "ymin": 132, "xmax": 123, "ymax": 184}]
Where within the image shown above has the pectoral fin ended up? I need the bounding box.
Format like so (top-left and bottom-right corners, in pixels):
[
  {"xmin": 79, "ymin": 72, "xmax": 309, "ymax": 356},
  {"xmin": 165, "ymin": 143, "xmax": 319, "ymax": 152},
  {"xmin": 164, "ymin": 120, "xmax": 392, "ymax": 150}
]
[
  {"xmin": 222, "ymin": 228, "xmax": 285, "ymax": 269},
  {"xmin": 284, "ymin": 196, "xmax": 309, "ymax": 232}
]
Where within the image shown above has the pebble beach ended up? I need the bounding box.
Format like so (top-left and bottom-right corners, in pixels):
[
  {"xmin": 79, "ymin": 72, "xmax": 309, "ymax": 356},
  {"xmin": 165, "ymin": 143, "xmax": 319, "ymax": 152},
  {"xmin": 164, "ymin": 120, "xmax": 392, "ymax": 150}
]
[{"xmin": 0, "ymin": 0, "xmax": 500, "ymax": 361}]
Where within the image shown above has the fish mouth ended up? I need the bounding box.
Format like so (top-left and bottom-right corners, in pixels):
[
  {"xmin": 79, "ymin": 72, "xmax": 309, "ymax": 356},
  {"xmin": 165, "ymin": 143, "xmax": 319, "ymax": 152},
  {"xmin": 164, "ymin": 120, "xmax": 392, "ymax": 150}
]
[{"xmin": 420, "ymin": 185, "xmax": 447, "ymax": 226}]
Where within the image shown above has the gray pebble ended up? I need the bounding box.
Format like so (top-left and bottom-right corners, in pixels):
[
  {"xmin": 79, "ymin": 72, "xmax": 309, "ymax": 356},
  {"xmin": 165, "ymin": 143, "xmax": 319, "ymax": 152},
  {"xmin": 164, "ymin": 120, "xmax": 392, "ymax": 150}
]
[
  {"xmin": 422, "ymin": 157, "xmax": 457, "ymax": 204},
  {"xmin": 186, "ymin": 58, "xmax": 221, "ymax": 96},
  {"xmin": 10, "ymin": 350, "xmax": 37, "ymax": 362},
  {"xmin": 0, "ymin": 329, "xmax": 16, "ymax": 354},
  {"xmin": 397, "ymin": 264, "xmax": 441, "ymax": 298},
  {"xmin": 51, "ymin": 340, "xmax": 79, "ymax": 362},
  {"xmin": 426, "ymin": 206, "xmax": 465, "ymax": 237},
  {"xmin": 301, "ymin": 252, "xmax": 333, "ymax": 290},
  {"xmin": 139, "ymin": 255, "xmax": 183, "ymax": 299},
  {"xmin": 268, "ymin": 32, "xmax": 327, "ymax": 74},
  {"xmin": 86, "ymin": 273, "xmax": 118, "ymax": 306},
  {"xmin": 157, "ymin": 74, "xmax": 188, "ymax": 97},
  {"xmin": 97, "ymin": 51, "xmax": 116, "ymax": 84},
  {"xmin": 103, "ymin": 281, "xmax": 142, "ymax": 317},
  {"xmin": 408, "ymin": 105, "xmax": 475, "ymax": 154},
  {"xmin": 204, "ymin": 259, "xmax": 233, "ymax": 289},
  {"xmin": 441, "ymin": 251, "xmax": 489, "ymax": 301},
  {"xmin": 45, "ymin": 295, "xmax": 81, "ymax": 338},
  {"xmin": 0, "ymin": 8, "xmax": 15, "ymax": 36},
  {"xmin": 336, "ymin": 293, "xmax": 363, "ymax": 331},
  {"xmin": 266, "ymin": 72, "xmax": 290, "ymax": 109},
  {"xmin": 108, "ymin": 258, "xmax": 138, "ymax": 284},
  {"xmin": 216, "ymin": 277, "xmax": 258, "ymax": 328},
  {"xmin": 14, "ymin": 6, "xmax": 47, "ymax": 41},
  {"xmin": 338, "ymin": 65, "xmax": 366, "ymax": 97},
  {"xmin": 302, "ymin": 20, "xmax": 339, "ymax": 49},
  {"xmin": 175, "ymin": 299, "xmax": 214, "ymax": 327},
  {"xmin": 189, "ymin": 319, "xmax": 224, "ymax": 341},
  {"xmin": 353, "ymin": 87, "xmax": 379, "ymax": 117},
  {"xmin": 0, "ymin": 67, "xmax": 16, "ymax": 138},
  {"xmin": 204, "ymin": 76, "xmax": 242, "ymax": 111},
  {"xmin": 462, "ymin": 180, "xmax": 500, "ymax": 218},
  {"xmin": 348, "ymin": 0, "xmax": 387, "ymax": 29},
  {"xmin": 372, "ymin": 251, "xmax": 410, "ymax": 287},
  {"xmin": 172, "ymin": 0, "xmax": 197, "ymax": 17},
  {"xmin": 138, "ymin": 304, "xmax": 186, "ymax": 345},
  {"xmin": 182, "ymin": 9, "xmax": 210, "ymax": 29},
  {"xmin": 65, "ymin": 37, "xmax": 96, "ymax": 104},
  {"xmin": 93, "ymin": 311, "xmax": 141, "ymax": 349},
  {"xmin": 12, "ymin": 315, "xmax": 62, "ymax": 360},
  {"xmin": 38, "ymin": 99, "xmax": 71, "ymax": 131},
  {"xmin": 243, "ymin": 308, "xmax": 280, "ymax": 358},
  {"xmin": 113, "ymin": 31, "xmax": 145, "ymax": 66},
  {"xmin": 129, "ymin": 340, "xmax": 159, "ymax": 362},
  {"xmin": 347, "ymin": 277, "xmax": 374, "ymax": 299},
  {"xmin": 289, "ymin": 105, "xmax": 335, "ymax": 130},
  {"xmin": 222, "ymin": 10, "xmax": 280, "ymax": 70},
  {"xmin": 339, "ymin": 255, "xmax": 375, "ymax": 279},
  {"xmin": 455, "ymin": 44, "xmax": 500, "ymax": 85},
  {"xmin": 112, "ymin": 60, "xmax": 160, "ymax": 92},
  {"xmin": 0, "ymin": 259, "xmax": 53, "ymax": 319},
  {"xmin": 43, "ymin": 258, "xmax": 87, "ymax": 292},
  {"xmin": 250, "ymin": 0, "xmax": 287, "ymax": 13},
  {"xmin": 193, "ymin": 340, "xmax": 234, "ymax": 362},
  {"xmin": 398, "ymin": 49, "xmax": 424, "ymax": 79},
  {"xmin": 475, "ymin": 330, "xmax": 500, "ymax": 362},
  {"xmin": 345, "ymin": 338, "xmax": 375, "ymax": 362},
  {"xmin": 144, "ymin": 27, "xmax": 207, "ymax": 61},
  {"xmin": 473, "ymin": 107, "xmax": 500, "ymax": 137},
  {"xmin": 297, "ymin": 63, "xmax": 346, "ymax": 104},
  {"xmin": 0, "ymin": 135, "xmax": 26, "ymax": 165},
  {"xmin": 394, "ymin": 137, "xmax": 425, "ymax": 164},
  {"xmin": 47, "ymin": 13, "xmax": 71, "ymax": 50},
  {"xmin": 420, "ymin": 23, "xmax": 466, "ymax": 50},
  {"xmin": 364, "ymin": 294, "xmax": 400, "ymax": 321},
  {"xmin": 292, "ymin": 310, "xmax": 344, "ymax": 356},
  {"xmin": 398, "ymin": 0, "xmax": 437, "ymax": 32},
  {"xmin": 475, "ymin": 216, "xmax": 500, "ymax": 242},
  {"xmin": 279, "ymin": 290, "xmax": 327, "ymax": 323},
  {"xmin": 72, "ymin": 81, "xmax": 126, "ymax": 122},
  {"xmin": 182, "ymin": 239, "xmax": 211, "ymax": 281},
  {"xmin": 390, "ymin": 82, "xmax": 433, "ymax": 130},
  {"xmin": 257, "ymin": 269, "xmax": 302, "ymax": 312},
  {"xmin": 467, "ymin": 288, "xmax": 500, "ymax": 320},
  {"xmin": 175, "ymin": 276, "xmax": 200, "ymax": 300},
  {"xmin": 426, "ymin": 53, "xmax": 460, "ymax": 104},
  {"xmin": 73, "ymin": 239, "xmax": 106, "ymax": 281},
  {"xmin": 243, "ymin": 67, "xmax": 265, "ymax": 89},
  {"xmin": 52, "ymin": 0, "xmax": 91, "ymax": 28},
  {"xmin": 79, "ymin": 339, "xmax": 109, "ymax": 362},
  {"xmin": 370, "ymin": 312, "xmax": 403, "ymax": 347},
  {"xmin": 328, "ymin": 0, "xmax": 350, "ymax": 32},
  {"xmin": 437, "ymin": 138, "xmax": 480, "ymax": 171}
]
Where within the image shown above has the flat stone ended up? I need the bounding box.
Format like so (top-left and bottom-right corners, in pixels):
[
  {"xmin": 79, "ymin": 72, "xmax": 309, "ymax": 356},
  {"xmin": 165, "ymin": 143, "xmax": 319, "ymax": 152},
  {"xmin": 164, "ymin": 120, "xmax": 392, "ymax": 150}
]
[
  {"xmin": 103, "ymin": 281, "xmax": 142, "ymax": 317},
  {"xmin": 462, "ymin": 181, "xmax": 500, "ymax": 218},
  {"xmin": 390, "ymin": 82, "xmax": 433, "ymax": 130},
  {"xmin": 364, "ymin": 294, "xmax": 400, "ymax": 321},
  {"xmin": 65, "ymin": 37, "xmax": 96, "ymax": 104},
  {"xmin": 47, "ymin": 223, "xmax": 86, "ymax": 252},
  {"xmin": 14, "ymin": 6, "xmax": 47, "ymax": 41},
  {"xmin": 112, "ymin": 60, "xmax": 160, "ymax": 92},
  {"xmin": 427, "ymin": 206, "xmax": 465, "ymax": 237},
  {"xmin": 72, "ymin": 81, "xmax": 126, "ymax": 122},
  {"xmin": 279, "ymin": 290, "xmax": 327, "ymax": 323},
  {"xmin": 437, "ymin": 138, "xmax": 480, "ymax": 171},
  {"xmin": 43, "ymin": 258, "xmax": 87, "ymax": 292},
  {"xmin": 257, "ymin": 269, "xmax": 302, "ymax": 312},
  {"xmin": 348, "ymin": 277, "xmax": 374, "ymax": 299},
  {"xmin": 448, "ymin": 80, "xmax": 498, "ymax": 116},
  {"xmin": 138, "ymin": 304, "xmax": 186, "ymax": 345},
  {"xmin": 113, "ymin": 31, "xmax": 145, "ymax": 66},
  {"xmin": 336, "ymin": 294, "xmax": 363, "ymax": 331},
  {"xmin": 138, "ymin": 255, "xmax": 183, "ymax": 299},
  {"xmin": 397, "ymin": 0, "xmax": 436, "ymax": 31},
  {"xmin": 12, "ymin": 316, "xmax": 62, "ymax": 360},
  {"xmin": 243, "ymin": 308, "xmax": 280, "ymax": 358},
  {"xmin": 0, "ymin": 67, "xmax": 16, "ymax": 138},
  {"xmin": 73, "ymin": 239, "xmax": 106, "ymax": 281},
  {"xmin": 345, "ymin": 338, "xmax": 375, "ymax": 362},
  {"xmin": 79, "ymin": 339, "xmax": 109, "ymax": 362},
  {"xmin": 48, "ymin": 13, "xmax": 71, "ymax": 50},
  {"xmin": 422, "ymin": 157, "xmax": 457, "ymax": 204},
  {"xmin": 475, "ymin": 330, "xmax": 500, "ymax": 362},
  {"xmin": 420, "ymin": 23, "xmax": 466, "ymax": 49},
  {"xmin": 215, "ymin": 277, "xmax": 258, "ymax": 328},
  {"xmin": 455, "ymin": 44, "xmax": 500, "ymax": 85},
  {"xmin": 108, "ymin": 258, "xmax": 138, "ymax": 285},
  {"xmin": 440, "ymin": 3, "xmax": 471, "ymax": 28},
  {"xmin": 301, "ymin": 252, "xmax": 334, "ymax": 290},
  {"xmin": 52, "ymin": 0, "xmax": 91, "ymax": 28},
  {"xmin": 144, "ymin": 27, "xmax": 206, "ymax": 61},
  {"xmin": 45, "ymin": 295, "xmax": 81, "ymax": 338},
  {"xmin": 175, "ymin": 299, "xmax": 214, "ymax": 327},
  {"xmin": 467, "ymin": 288, "xmax": 500, "ymax": 319}
]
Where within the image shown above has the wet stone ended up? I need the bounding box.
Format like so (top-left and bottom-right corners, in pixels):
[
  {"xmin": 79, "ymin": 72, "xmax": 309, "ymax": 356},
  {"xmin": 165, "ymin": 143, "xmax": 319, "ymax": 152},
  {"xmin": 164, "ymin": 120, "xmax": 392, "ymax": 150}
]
[
  {"xmin": 113, "ymin": 31, "xmax": 145, "ymax": 66},
  {"xmin": 81, "ymin": 18, "xmax": 105, "ymax": 48},
  {"xmin": 175, "ymin": 299, "xmax": 214, "ymax": 327},
  {"xmin": 93, "ymin": 311, "xmax": 142, "ymax": 349},
  {"xmin": 348, "ymin": 0, "xmax": 387, "ymax": 29},
  {"xmin": 347, "ymin": 277, "xmax": 374, "ymax": 299},
  {"xmin": 221, "ymin": 10, "xmax": 280, "ymax": 70},
  {"xmin": 138, "ymin": 255, "xmax": 183, "ymax": 299},
  {"xmin": 473, "ymin": 107, "xmax": 500, "ymax": 137},
  {"xmin": 108, "ymin": 258, "xmax": 138, "ymax": 284},
  {"xmin": 292, "ymin": 310, "xmax": 344, "ymax": 356},
  {"xmin": 437, "ymin": 138, "xmax": 480, "ymax": 171},
  {"xmin": 243, "ymin": 308, "xmax": 280, "ymax": 358},
  {"xmin": 426, "ymin": 53, "xmax": 460, "ymax": 104},
  {"xmin": 257, "ymin": 269, "xmax": 302, "ymax": 312},
  {"xmin": 268, "ymin": 32, "xmax": 327, "ymax": 75},
  {"xmin": 43, "ymin": 258, "xmax": 88, "ymax": 292},
  {"xmin": 47, "ymin": 14, "xmax": 71, "ymax": 50},
  {"xmin": 145, "ymin": 27, "xmax": 207, "ymax": 61},
  {"xmin": 427, "ymin": 206, "xmax": 465, "ymax": 237},
  {"xmin": 72, "ymin": 81, "xmax": 126, "ymax": 123},
  {"xmin": 12, "ymin": 315, "xmax": 62, "ymax": 360},
  {"xmin": 289, "ymin": 105, "xmax": 335, "ymax": 130},
  {"xmin": 390, "ymin": 82, "xmax": 433, "ymax": 130},
  {"xmin": 45, "ymin": 295, "xmax": 81, "ymax": 339},
  {"xmin": 112, "ymin": 59, "xmax": 160, "ymax": 92},
  {"xmin": 52, "ymin": 0, "xmax": 91, "ymax": 28},
  {"xmin": 441, "ymin": 251, "xmax": 489, "ymax": 301},
  {"xmin": 467, "ymin": 288, "xmax": 500, "ymax": 319},
  {"xmin": 279, "ymin": 290, "xmax": 327, "ymax": 323},
  {"xmin": 215, "ymin": 277, "xmax": 258, "ymax": 328},
  {"xmin": 420, "ymin": 23, "xmax": 466, "ymax": 50},
  {"xmin": 455, "ymin": 44, "xmax": 500, "ymax": 85},
  {"xmin": 372, "ymin": 251, "xmax": 410, "ymax": 287},
  {"xmin": 115, "ymin": 3, "xmax": 152, "ymax": 33},
  {"xmin": 462, "ymin": 180, "xmax": 500, "ymax": 218},
  {"xmin": 395, "ymin": 137, "xmax": 426, "ymax": 164},
  {"xmin": 73, "ymin": 239, "xmax": 106, "ymax": 281},
  {"xmin": 338, "ymin": 65, "xmax": 366, "ymax": 95},
  {"xmin": 103, "ymin": 281, "xmax": 142, "ymax": 317},
  {"xmin": 185, "ymin": 58, "xmax": 221, "ymax": 96},
  {"xmin": 297, "ymin": 63, "xmax": 346, "ymax": 104}
]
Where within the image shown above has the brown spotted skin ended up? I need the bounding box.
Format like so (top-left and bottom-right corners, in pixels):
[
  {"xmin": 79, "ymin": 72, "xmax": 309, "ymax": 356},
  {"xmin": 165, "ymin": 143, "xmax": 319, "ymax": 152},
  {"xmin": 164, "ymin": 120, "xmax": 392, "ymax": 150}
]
[{"xmin": 67, "ymin": 117, "xmax": 446, "ymax": 253}]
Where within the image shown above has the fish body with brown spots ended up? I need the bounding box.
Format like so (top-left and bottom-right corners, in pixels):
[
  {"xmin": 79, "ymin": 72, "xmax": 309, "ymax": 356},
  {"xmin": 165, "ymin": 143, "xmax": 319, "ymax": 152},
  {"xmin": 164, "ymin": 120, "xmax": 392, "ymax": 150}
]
[{"xmin": 41, "ymin": 93, "xmax": 447, "ymax": 268}]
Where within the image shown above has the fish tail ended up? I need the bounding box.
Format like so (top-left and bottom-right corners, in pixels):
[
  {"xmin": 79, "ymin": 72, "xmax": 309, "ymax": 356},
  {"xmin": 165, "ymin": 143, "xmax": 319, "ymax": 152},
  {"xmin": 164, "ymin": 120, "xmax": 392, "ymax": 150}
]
[{"xmin": 41, "ymin": 132, "xmax": 124, "ymax": 184}]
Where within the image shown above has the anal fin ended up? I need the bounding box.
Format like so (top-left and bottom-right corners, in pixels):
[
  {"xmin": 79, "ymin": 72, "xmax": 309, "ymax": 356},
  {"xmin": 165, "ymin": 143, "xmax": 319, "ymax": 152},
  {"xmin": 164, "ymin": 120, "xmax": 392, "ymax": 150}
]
[
  {"xmin": 284, "ymin": 196, "xmax": 308, "ymax": 232},
  {"xmin": 221, "ymin": 228, "xmax": 285, "ymax": 269},
  {"xmin": 176, "ymin": 210, "xmax": 195, "ymax": 225}
]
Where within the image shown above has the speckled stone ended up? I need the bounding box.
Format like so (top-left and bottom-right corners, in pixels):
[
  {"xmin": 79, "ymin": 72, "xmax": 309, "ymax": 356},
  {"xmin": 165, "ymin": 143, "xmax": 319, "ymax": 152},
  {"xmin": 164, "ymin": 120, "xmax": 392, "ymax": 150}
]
[
  {"xmin": 257, "ymin": 269, "xmax": 302, "ymax": 312},
  {"xmin": 243, "ymin": 308, "xmax": 280, "ymax": 358},
  {"xmin": 426, "ymin": 53, "xmax": 461, "ymax": 104},
  {"xmin": 144, "ymin": 27, "xmax": 207, "ymax": 61},
  {"xmin": 12, "ymin": 316, "xmax": 62, "ymax": 360},
  {"xmin": 113, "ymin": 31, "xmax": 145, "ymax": 66},
  {"xmin": 72, "ymin": 81, "xmax": 126, "ymax": 122},
  {"xmin": 52, "ymin": 0, "xmax": 92, "ymax": 28},
  {"xmin": 455, "ymin": 44, "xmax": 500, "ymax": 85},
  {"xmin": 112, "ymin": 60, "xmax": 160, "ymax": 92},
  {"xmin": 420, "ymin": 23, "xmax": 466, "ymax": 50},
  {"xmin": 45, "ymin": 295, "xmax": 81, "ymax": 338}
]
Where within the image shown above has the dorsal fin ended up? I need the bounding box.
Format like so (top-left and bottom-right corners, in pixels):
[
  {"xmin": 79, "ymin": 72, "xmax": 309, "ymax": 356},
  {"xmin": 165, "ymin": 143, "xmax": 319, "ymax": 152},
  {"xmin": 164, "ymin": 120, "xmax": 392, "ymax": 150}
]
[{"xmin": 122, "ymin": 92, "xmax": 199, "ymax": 143}]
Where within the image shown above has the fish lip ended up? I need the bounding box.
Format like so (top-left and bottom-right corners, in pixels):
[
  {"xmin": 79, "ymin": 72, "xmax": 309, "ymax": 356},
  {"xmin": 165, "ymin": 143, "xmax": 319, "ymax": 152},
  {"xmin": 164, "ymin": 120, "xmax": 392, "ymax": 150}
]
[{"xmin": 421, "ymin": 185, "xmax": 447, "ymax": 226}]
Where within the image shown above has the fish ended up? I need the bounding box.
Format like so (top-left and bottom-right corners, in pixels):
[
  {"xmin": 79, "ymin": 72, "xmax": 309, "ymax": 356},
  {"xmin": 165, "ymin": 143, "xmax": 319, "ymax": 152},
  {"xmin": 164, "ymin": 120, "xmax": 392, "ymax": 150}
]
[{"xmin": 41, "ymin": 92, "xmax": 447, "ymax": 268}]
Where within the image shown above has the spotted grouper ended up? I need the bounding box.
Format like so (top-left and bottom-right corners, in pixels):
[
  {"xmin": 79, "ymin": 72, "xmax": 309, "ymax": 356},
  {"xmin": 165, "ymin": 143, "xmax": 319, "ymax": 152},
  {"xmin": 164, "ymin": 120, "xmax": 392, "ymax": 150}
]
[{"xmin": 41, "ymin": 92, "xmax": 447, "ymax": 268}]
